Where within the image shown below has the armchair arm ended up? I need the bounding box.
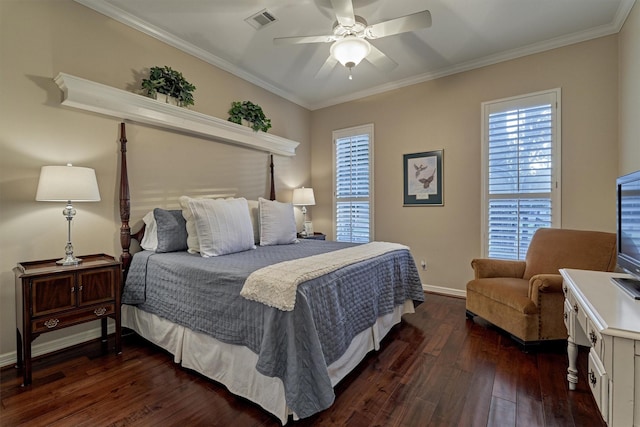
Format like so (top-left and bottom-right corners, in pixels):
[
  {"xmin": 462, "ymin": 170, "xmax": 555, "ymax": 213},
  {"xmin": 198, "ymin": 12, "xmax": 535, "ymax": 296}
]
[
  {"xmin": 470, "ymin": 258, "xmax": 526, "ymax": 279},
  {"xmin": 528, "ymin": 273, "xmax": 564, "ymax": 303}
]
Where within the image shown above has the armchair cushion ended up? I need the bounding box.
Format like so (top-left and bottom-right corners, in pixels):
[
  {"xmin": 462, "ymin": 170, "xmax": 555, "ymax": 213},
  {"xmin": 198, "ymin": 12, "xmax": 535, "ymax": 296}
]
[{"xmin": 467, "ymin": 277, "xmax": 536, "ymax": 314}]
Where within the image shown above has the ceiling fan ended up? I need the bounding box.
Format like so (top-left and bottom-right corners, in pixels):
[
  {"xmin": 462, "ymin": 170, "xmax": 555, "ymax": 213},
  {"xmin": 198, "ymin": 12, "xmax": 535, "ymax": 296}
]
[{"xmin": 274, "ymin": 0, "xmax": 432, "ymax": 79}]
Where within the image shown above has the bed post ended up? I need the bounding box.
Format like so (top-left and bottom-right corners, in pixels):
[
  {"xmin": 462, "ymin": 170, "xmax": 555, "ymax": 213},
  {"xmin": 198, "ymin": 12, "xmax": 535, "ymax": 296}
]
[
  {"xmin": 119, "ymin": 122, "xmax": 132, "ymax": 274},
  {"xmin": 269, "ymin": 154, "xmax": 275, "ymax": 201}
]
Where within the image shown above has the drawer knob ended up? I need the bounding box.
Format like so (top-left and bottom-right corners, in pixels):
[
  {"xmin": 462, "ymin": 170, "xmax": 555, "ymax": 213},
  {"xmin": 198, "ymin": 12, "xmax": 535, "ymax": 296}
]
[
  {"xmin": 589, "ymin": 331, "xmax": 598, "ymax": 346},
  {"xmin": 563, "ymin": 286, "xmax": 567, "ymax": 293},
  {"xmin": 573, "ymin": 304, "xmax": 578, "ymax": 313},
  {"xmin": 44, "ymin": 318, "xmax": 59, "ymax": 329},
  {"xmin": 563, "ymin": 312, "xmax": 568, "ymax": 320},
  {"xmin": 94, "ymin": 307, "xmax": 107, "ymax": 316},
  {"xmin": 589, "ymin": 370, "xmax": 597, "ymax": 387}
]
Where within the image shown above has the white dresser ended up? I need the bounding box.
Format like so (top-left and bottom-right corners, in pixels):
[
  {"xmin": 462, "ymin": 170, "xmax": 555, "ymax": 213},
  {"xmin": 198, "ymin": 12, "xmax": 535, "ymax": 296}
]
[{"xmin": 561, "ymin": 268, "xmax": 640, "ymax": 426}]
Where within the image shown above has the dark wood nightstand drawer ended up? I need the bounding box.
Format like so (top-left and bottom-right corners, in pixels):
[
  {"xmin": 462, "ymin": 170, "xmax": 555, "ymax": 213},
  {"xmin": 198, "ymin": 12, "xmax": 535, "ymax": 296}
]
[{"xmin": 32, "ymin": 303, "xmax": 115, "ymax": 333}]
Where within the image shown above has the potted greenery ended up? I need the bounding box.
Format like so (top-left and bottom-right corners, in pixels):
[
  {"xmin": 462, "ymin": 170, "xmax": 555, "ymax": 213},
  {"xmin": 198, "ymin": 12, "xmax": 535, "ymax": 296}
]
[
  {"xmin": 228, "ymin": 101, "xmax": 272, "ymax": 132},
  {"xmin": 141, "ymin": 66, "xmax": 196, "ymax": 107}
]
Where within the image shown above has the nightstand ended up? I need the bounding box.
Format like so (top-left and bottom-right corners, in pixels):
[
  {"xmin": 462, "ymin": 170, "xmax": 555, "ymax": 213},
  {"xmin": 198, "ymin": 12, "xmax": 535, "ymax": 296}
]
[
  {"xmin": 14, "ymin": 253, "xmax": 122, "ymax": 386},
  {"xmin": 298, "ymin": 232, "xmax": 326, "ymax": 240}
]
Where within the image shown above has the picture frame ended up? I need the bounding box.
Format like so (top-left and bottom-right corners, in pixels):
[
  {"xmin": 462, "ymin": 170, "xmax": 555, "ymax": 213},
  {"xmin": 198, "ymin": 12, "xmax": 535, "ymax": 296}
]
[{"xmin": 403, "ymin": 149, "xmax": 443, "ymax": 206}]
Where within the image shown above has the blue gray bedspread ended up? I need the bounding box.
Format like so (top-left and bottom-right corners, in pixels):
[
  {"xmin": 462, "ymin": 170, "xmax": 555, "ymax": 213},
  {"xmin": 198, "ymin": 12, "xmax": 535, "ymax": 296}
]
[{"xmin": 122, "ymin": 240, "xmax": 424, "ymax": 418}]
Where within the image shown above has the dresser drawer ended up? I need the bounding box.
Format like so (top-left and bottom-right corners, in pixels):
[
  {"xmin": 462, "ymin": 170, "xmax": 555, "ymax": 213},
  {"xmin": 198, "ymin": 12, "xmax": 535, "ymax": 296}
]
[
  {"xmin": 565, "ymin": 290, "xmax": 587, "ymax": 331},
  {"xmin": 588, "ymin": 348, "xmax": 608, "ymax": 421},
  {"xmin": 564, "ymin": 290, "xmax": 591, "ymax": 346},
  {"xmin": 586, "ymin": 319, "xmax": 604, "ymax": 360},
  {"xmin": 563, "ymin": 299, "xmax": 573, "ymax": 334},
  {"xmin": 575, "ymin": 301, "xmax": 588, "ymax": 334},
  {"xmin": 32, "ymin": 304, "xmax": 115, "ymax": 333}
]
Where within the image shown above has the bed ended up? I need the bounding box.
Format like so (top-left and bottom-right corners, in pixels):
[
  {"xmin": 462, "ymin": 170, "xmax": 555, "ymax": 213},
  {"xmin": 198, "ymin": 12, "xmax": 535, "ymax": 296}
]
[{"xmin": 116, "ymin": 124, "xmax": 424, "ymax": 424}]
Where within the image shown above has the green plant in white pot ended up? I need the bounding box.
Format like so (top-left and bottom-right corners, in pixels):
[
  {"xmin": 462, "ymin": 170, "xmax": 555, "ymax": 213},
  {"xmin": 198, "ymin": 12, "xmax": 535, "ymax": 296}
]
[
  {"xmin": 141, "ymin": 66, "xmax": 196, "ymax": 107},
  {"xmin": 228, "ymin": 101, "xmax": 272, "ymax": 132}
]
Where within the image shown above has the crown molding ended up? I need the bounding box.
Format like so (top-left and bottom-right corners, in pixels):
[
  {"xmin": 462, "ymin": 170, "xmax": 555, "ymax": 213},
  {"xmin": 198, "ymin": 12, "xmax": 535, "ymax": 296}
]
[
  {"xmin": 75, "ymin": 0, "xmax": 636, "ymax": 111},
  {"xmin": 309, "ymin": 0, "xmax": 637, "ymax": 110},
  {"xmin": 54, "ymin": 73, "xmax": 299, "ymax": 156}
]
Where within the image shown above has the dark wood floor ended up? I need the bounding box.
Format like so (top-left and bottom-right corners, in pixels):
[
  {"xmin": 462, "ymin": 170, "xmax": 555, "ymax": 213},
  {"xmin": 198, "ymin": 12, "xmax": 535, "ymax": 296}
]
[{"xmin": 1, "ymin": 293, "xmax": 605, "ymax": 427}]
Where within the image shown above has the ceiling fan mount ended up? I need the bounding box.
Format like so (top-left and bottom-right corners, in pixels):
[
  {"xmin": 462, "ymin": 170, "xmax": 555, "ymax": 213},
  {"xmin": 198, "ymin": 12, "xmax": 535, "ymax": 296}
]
[
  {"xmin": 331, "ymin": 15, "xmax": 368, "ymax": 38},
  {"xmin": 274, "ymin": 0, "xmax": 432, "ymax": 79}
]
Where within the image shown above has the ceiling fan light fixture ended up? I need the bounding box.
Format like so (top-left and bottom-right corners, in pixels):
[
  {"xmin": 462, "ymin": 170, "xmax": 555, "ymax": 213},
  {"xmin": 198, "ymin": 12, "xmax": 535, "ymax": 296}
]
[{"xmin": 330, "ymin": 36, "xmax": 371, "ymax": 69}]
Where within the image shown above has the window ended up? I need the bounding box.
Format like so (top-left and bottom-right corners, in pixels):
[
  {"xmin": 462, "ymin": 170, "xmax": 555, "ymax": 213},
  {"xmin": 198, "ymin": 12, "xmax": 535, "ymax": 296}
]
[
  {"xmin": 333, "ymin": 124, "xmax": 374, "ymax": 243},
  {"xmin": 481, "ymin": 89, "xmax": 561, "ymax": 259}
]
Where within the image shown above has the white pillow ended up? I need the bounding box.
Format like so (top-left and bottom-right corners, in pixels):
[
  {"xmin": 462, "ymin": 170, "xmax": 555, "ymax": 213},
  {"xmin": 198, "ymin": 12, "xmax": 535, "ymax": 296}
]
[
  {"xmin": 258, "ymin": 197, "xmax": 298, "ymax": 246},
  {"xmin": 247, "ymin": 199, "xmax": 260, "ymax": 244},
  {"xmin": 185, "ymin": 197, "xmax": 256, "ymax": 257},
  {"xmin": 140, "ymin": 210, "xmax": 158, "ymax": 251},
  {"xmin": 179, "ymin": 195, "xmax": 243, "ymax": 253},
  {"xmin": 179, "ymin": 196, "xmax": 202, "ymax": 254}
]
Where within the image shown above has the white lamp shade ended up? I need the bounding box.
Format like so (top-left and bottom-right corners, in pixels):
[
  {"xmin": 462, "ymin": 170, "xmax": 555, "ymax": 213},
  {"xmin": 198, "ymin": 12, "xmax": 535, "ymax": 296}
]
[
  {"xmin": 292, "ymin": 187, "xmax": 315, "ymax": 206},
  {"xmin": 36, "ymin": 165, "xmax": 101, "ymax": 202},
  {"xmin": 330, "ymin": 36, "xmax": 371, "ymax": 68}
]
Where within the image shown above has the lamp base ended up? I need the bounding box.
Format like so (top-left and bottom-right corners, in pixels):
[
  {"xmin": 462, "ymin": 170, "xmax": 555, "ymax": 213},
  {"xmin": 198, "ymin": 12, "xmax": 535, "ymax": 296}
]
[{"xmin": 56, "ymin": 255, "xmax": 82, "ymax": 266}]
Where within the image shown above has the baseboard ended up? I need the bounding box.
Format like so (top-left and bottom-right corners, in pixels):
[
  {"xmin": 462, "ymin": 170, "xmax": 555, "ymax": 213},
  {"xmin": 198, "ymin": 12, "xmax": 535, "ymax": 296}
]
[
  {"xmin": 0, "ymin": 324, "xmax": 115, "ymax": 369},
  {"xmin": 423, "ymin": 283, "xmax": 466, "ymax": 298}
]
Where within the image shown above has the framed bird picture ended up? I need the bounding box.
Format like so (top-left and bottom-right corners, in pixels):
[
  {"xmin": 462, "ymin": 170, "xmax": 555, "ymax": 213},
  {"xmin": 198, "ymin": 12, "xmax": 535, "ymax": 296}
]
[{"xmin": 403, "ymin": 149, "xmax": 443, "ymax": 206}]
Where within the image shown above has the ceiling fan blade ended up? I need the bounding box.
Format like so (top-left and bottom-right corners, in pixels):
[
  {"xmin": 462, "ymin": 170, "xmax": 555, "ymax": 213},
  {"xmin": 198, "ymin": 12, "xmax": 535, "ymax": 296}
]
[
  {"xmin": 367, "ymin": 10, "xmax": 432, "ymax": 39},
  {"xmin": 315, "ymin": 56, "xmax": 338, "ymax": 79},
  {"xmin": 366, "ymin": 44, "xmax": 397, "ymax": 72},
  {"xmin": 274, "ymin": 34, "xmax": 336, "ymax": 45},
  {"xmin": 330, "ymin": 0, "xmax": 356, "ymax": 27}
]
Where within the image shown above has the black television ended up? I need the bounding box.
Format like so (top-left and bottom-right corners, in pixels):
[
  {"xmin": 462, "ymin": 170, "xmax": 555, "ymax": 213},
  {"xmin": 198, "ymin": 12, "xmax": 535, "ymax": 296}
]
[{"xmin": 612, "ymin": 169, "xmax": 640, "ymax": 299}]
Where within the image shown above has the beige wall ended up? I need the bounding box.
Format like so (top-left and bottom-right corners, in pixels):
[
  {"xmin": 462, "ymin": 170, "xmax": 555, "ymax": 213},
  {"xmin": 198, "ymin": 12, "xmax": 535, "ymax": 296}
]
[
  {"xmin": 0, "ymin": 1, "xmax": 311, "ymax": 359},
  {"xmin": 1, "ymin": 0, "xmax": 637, "ymax": 363},
  {"xmin": 619, "ymin": 2, "xmax": 640, "ymax": 174},
  {"xmin": 311, "ymin": 35, "xmax": 620, "ymax": 293}
]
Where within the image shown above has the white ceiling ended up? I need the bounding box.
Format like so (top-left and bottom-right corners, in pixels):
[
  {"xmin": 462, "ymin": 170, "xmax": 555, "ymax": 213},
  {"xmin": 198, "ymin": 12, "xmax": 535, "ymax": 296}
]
[{"xmin": 76, "ymin": 0, "xmax": 635, "ymax": 110}]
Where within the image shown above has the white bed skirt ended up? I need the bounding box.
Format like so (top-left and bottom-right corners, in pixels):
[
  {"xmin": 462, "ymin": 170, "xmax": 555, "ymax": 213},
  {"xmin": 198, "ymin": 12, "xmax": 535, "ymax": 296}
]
[{"xmin": 122, "ymin": 300, "xmax": 415, "ymax": 424}]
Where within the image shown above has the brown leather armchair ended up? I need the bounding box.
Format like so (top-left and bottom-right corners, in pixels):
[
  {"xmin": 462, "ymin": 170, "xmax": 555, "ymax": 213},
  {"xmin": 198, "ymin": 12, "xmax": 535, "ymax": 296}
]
[{"xmin": 466, "ymin": 228, "xmax": 616, "ymax": 348}]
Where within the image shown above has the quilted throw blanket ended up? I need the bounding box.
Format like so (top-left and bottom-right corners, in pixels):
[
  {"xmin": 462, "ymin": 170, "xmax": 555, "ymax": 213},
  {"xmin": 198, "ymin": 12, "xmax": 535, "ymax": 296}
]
[
  {"xmin": 241, "ymin": 242, "xmax": 409, "ymax": 311},
  {"xmin": 122, "ymin": 240, "xmax": 423, "ymax": 419}
]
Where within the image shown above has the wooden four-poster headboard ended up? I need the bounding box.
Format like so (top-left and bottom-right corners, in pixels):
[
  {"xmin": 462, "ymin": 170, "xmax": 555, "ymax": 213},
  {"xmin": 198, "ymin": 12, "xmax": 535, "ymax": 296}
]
[{"xmin": 118, "ymin": 122, "xmax": 276, "ymax": 274}]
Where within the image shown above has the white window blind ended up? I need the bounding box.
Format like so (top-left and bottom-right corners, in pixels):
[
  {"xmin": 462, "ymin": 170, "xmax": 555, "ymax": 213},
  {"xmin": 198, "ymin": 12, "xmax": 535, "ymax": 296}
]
[
  {"xmin": 333, "ymin": 124, "xmax": 374, "ymax": 243},
  {"xmin": 482, "ymin": 90, "xmax": 561, "ymax": 259}
]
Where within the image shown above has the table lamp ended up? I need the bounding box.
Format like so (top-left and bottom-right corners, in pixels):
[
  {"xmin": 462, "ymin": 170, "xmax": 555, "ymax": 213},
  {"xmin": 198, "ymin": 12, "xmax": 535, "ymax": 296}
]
[
  {"xmin": 292, "ymin": 187, "xmax": 315, "ymax": 236},
  {"xmin": 36, "ymin": 164, "xmax": 101, "ymax": 265}
]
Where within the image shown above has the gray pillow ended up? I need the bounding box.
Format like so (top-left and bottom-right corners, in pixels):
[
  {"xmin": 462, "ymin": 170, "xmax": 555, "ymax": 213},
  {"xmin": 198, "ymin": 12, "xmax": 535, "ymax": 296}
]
[{"xmin": 154, "ymin": 208, "xmax": 188, "ymax": 253}]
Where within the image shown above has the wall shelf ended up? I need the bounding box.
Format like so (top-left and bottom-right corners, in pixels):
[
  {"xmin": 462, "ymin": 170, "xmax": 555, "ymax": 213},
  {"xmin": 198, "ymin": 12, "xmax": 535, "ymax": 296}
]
[{"xmin": 53, "ymin": 73, "xmax": 299, "ymax": 157}]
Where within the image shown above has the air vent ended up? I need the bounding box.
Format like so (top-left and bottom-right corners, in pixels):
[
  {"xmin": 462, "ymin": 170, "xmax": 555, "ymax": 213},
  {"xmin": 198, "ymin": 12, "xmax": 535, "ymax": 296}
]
[{"xmin": 245, "ymin": 9, "xmax": 278, "ymax": 30}]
